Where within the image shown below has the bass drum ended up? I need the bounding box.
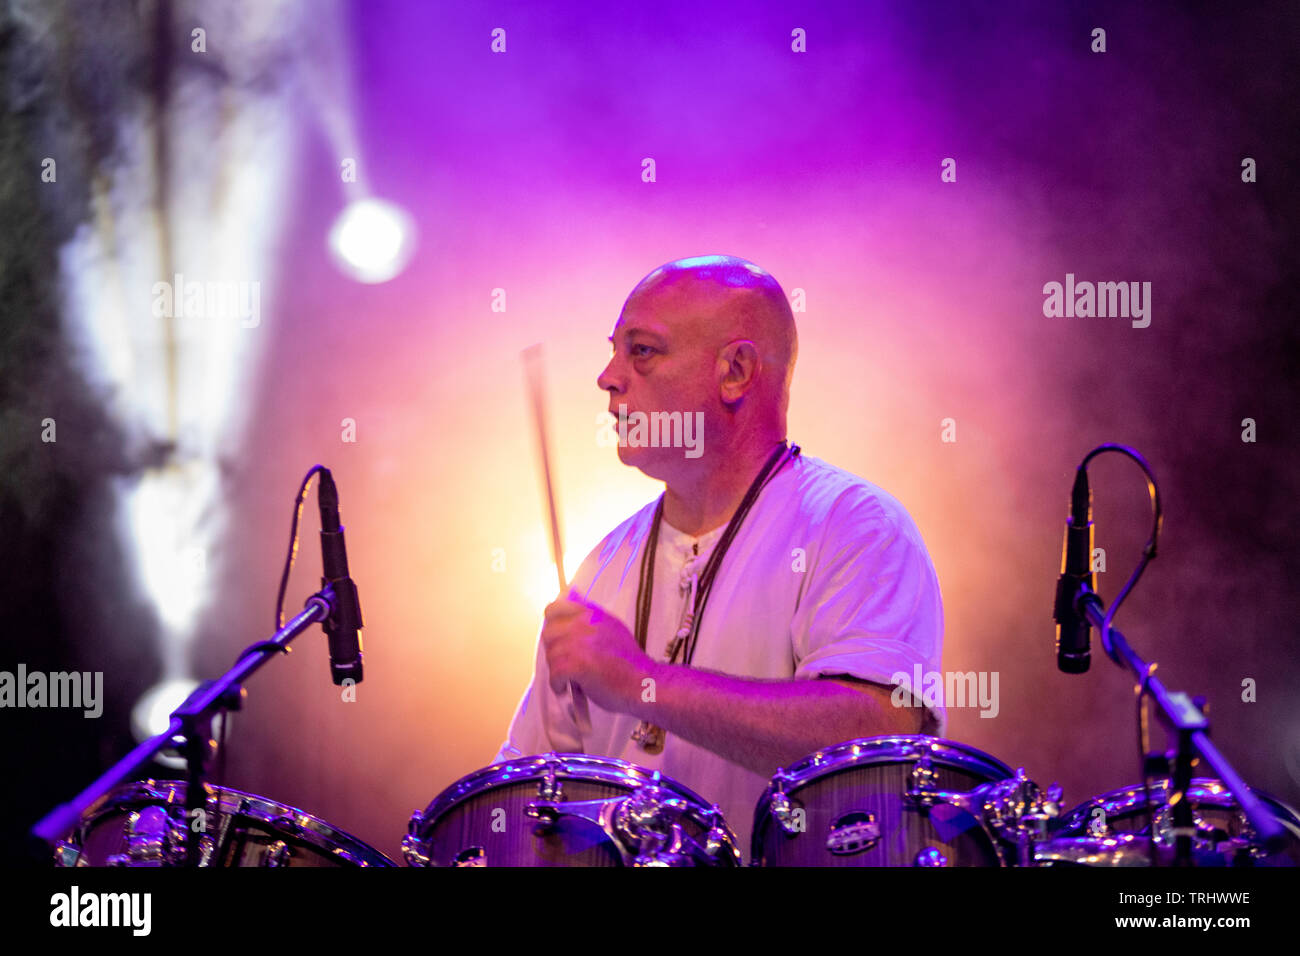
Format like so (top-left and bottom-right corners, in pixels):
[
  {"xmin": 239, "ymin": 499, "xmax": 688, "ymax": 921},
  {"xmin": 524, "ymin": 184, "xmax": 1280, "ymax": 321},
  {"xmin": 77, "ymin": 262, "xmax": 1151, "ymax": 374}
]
[
  {"xmin": 53, "ymin": 779, "xmax": 396, "ymax": 867},
  {"xmin": 1041, "ymin": 777, "xmax": 1300, "ymax": 866},
  {"xmin": 752, "ymin": 736, "xmax": 1017, "ymax": 866},
  {"xmin": 403, "ymin": 753, "xmax": 742, "ymax": 867}
]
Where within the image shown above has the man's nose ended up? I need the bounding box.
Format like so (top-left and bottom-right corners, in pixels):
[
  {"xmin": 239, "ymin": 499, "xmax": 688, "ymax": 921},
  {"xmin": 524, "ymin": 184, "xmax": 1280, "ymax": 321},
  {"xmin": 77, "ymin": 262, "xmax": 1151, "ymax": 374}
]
[{"xmin": 597, "ymin": 355, "xmax": 624, "ymax": 395}]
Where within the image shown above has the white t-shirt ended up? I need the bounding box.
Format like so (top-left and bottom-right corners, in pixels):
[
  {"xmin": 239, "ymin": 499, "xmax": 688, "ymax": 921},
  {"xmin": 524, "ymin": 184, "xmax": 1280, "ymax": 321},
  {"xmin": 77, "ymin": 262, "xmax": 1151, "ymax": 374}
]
[{"xmin": 494, "ymin": 453, "xmax": 945, "ymax": 859}]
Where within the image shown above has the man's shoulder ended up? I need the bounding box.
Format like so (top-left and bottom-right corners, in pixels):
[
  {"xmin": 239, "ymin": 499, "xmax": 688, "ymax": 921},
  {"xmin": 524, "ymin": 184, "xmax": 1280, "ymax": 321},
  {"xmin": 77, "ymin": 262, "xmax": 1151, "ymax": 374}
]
[{"xmin": 779, "ymin": 453, "xmax": 921, "ymax": 533}]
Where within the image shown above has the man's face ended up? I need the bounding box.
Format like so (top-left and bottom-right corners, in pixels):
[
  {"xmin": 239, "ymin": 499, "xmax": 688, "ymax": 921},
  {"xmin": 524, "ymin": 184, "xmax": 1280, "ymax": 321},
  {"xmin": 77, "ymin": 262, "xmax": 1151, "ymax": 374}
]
[{"xmin": 596, "ymin": 284, "xmax": 720, "ymax": 477}]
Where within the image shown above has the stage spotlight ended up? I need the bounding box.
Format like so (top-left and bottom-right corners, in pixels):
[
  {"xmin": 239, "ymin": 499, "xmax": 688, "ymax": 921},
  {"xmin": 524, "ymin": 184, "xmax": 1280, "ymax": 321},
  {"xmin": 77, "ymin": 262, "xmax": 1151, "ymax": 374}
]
[
  {"xmin": 131, "ymin": 678, "xmax": 201, "ymax": 743},
  {"xmin": 132, "ymin": 677, "xmax": 233, "ymax": 769},
  {"xmin": 327, "ymin": 197, "xmax": 417, "ymax": 283},
  {"xmin": 130, "ymin": 677, "xmax": 203, "ymax": 769}
]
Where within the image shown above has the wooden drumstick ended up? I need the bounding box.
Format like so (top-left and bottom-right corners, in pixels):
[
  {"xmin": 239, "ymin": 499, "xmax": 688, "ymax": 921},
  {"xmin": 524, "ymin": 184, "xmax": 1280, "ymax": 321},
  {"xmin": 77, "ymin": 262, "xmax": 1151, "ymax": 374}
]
[{"xmin": 521, "ymin": 344, "xmax": 592, "ymax": 736}]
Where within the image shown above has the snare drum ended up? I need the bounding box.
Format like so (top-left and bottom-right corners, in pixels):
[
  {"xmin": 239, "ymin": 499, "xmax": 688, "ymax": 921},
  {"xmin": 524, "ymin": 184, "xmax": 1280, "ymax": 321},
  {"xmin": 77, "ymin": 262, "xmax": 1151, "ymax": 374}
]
[
  {"xmin": 752, "ymin": 736, "xmax": 1017, "ymax": 866},
  {"xmin": 403, "ymin": 753, "xmax": 742, "ymax": 866},
  {"xmin": 1040, "ymin": 777, "xmax": 1300, "ymax": 866},
  {"xmin": 54, "ymin": 779, "xmax": 396, "ymax": 867}
]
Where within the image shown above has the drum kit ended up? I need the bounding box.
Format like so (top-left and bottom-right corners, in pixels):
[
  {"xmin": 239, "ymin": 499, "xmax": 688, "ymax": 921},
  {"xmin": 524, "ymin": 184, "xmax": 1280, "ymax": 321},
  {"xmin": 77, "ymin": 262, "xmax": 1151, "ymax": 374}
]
[
  {"xmin": 31, "ymin": 416, "xmax": 1300, "ymax": 870},
  {"xmin": 50, "ymin": 734, "xmax": 1300, "ymax": 868}
]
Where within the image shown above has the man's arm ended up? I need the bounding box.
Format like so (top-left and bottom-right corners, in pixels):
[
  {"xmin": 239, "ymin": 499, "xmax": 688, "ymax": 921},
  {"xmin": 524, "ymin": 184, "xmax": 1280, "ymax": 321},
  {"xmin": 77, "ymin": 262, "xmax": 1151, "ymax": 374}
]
[
  {"xmin": 541, "ymin": 592, "xmax": 925, "ymax": 774},
  {"xmin": 629, "ymin": 665, "xmax": 922, "ymax": 776}
]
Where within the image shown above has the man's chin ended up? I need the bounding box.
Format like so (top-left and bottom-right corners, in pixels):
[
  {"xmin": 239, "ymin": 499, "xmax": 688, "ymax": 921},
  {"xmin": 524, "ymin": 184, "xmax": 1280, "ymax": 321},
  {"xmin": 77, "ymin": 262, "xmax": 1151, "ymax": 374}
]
[{"xmin": 616, "ymin": 444, "xmax": 671, "ymax": 480}]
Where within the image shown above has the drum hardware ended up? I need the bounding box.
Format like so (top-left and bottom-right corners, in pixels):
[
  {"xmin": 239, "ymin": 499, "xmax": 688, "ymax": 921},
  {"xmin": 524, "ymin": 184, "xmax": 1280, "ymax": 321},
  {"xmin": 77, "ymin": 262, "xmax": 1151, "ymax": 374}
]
[
  {"xmin": 974, "ymin": 770, "xmax": 1064, "ymax": 865},
  {"xmin": 908, "ymin": 754, "xmax": 939, "ymax": 802},
  {"xmin": 538, "ymin": 763, "xmax": 562, "ymax": 801},
  {"xmin": 57, "ymin": 787, "xmax": 212, "ymax": 867},
  {"xmin": 524, "ymin": 787, "xmax": 728, "ymax": 867},
  {"xmin": 54, "ymin": 780, "xmax": 395, "ymax": 868},
  {"xmin": 765, "ymin": 770, "xmax": 801, "ymax": 835},
  {"xmin": 703, "ymin": 814, "xmax": 733, "ymax": 859},
  {"xmin": 112, "ymin": 805, "xmax": 190, "ymax": 867},
  {"xmin": 913, "ymin": 847, "xmax": 948, "ymax": 867},
  {"xmin": 1044, "ymin": 777, "xmax": 1300, "ymax": 867},
  {"xmin": 400, "ymin": 813, "xmax": 431, "ymax": 866},
  {"xmin": 903, "ymin": 764, "xmax": 1063, "ymax": 866}
]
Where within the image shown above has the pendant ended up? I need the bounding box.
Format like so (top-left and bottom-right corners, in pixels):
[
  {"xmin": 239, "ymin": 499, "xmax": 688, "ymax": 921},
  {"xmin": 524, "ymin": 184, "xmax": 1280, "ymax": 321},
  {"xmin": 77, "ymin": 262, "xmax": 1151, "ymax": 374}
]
[{"xmin": 631, "ymin": 720, "xmax": 665, "ymax": 754}]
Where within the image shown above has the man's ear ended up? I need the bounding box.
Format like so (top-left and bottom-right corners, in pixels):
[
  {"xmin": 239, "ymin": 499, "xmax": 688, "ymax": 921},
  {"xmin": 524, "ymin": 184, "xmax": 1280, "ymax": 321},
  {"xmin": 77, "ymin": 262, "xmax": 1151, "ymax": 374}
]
[{"xmin": 717, "ymin": 340, "xmax": 761, "ymax": 405}]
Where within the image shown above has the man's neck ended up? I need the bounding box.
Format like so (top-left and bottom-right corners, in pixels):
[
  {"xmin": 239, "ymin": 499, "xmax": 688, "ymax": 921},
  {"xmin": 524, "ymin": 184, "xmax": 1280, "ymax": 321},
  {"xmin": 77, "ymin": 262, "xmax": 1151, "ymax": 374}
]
[{"xmin": 661, "ymin": 438, "xmax": 785, "ymax": 537}]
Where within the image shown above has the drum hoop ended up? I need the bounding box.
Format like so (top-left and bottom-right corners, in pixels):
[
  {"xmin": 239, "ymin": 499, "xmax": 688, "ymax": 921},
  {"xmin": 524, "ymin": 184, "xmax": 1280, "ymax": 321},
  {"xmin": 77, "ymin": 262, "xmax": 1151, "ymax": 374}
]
[
  {"xmin": 77, "ymin": 779, "xmax": 395, "ymax": 867},
  {"xmin": 763, "ymin": 735, "xmax": 1014, "ymax": 795},
  {"xmin": 417, "ymin": 752, "xmax": 729, "ymax": 837},
  {"xmin": 1059, "ymin": 777, "xmax": 1300, "ymax": 836}
]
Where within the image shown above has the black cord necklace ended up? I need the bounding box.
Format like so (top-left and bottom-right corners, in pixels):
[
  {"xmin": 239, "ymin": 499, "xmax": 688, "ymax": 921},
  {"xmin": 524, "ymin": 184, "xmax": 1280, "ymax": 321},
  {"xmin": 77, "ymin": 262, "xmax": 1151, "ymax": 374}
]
[{"xmin": 630, "ymin": 440, "xmax": 800, "ymax": 753}]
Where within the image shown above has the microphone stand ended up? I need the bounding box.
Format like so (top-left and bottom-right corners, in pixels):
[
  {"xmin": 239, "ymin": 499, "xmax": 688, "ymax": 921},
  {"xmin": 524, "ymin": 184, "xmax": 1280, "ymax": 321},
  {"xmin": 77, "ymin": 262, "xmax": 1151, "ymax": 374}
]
[
  {"xmin": 31, "ymin": 588, "xmax": 339, "ymax": 865},
  {"xmin": 1071, "ymin": 582, "xmax": 1289, "ymax": 864}
]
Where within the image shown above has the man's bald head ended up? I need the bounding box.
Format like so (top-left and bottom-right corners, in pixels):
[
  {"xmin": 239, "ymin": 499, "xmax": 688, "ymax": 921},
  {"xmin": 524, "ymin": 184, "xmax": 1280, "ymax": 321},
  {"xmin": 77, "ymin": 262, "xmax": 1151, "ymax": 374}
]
[
  {"xmin": 598, "ymin": 255, "xmax": 797, "ymax": 481},
  {"xmin": 623, "ymin": 255, "xmax": 798, "ymax": 418}
]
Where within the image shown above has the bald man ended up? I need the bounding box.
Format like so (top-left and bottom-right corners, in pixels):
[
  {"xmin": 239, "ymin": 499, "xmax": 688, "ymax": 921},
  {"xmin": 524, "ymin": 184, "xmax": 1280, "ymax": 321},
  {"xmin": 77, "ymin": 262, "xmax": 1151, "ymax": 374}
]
[{"xmin": 495, "ymin": 255, "xmax": 944, "ymax": 858}]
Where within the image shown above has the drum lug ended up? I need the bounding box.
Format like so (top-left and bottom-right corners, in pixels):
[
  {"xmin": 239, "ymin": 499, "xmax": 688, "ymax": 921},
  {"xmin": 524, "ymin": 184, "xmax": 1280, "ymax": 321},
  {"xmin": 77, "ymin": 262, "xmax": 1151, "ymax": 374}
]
[
  {"xmin": 538, "ymin": 764, "xmax": 563, "ymax": 802},
  {"xmin": 768, "ymin": 770, "xmax": 804, "ymax": 835},
  {"xmin": 402, "ymin": 809, "xmax": 430, "ymax": 866},
  {"xmin": 908, "ymin": 754, "xmax": 938, "ymax": 805},
  {"xmin": 769, "ymin": 792, "xmax": 800, "ymax": 834},
  {"xmin": 702, "ymin": 805, "xmax": 737, "ymax": 862}
]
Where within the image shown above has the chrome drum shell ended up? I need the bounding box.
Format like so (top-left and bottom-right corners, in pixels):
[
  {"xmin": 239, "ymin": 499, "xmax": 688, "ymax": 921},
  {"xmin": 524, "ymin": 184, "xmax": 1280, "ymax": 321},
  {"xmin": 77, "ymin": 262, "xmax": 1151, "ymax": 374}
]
[
  {"xmin": 404, "ymin": 753, "xmax": 742, "ymax": 867},
  {"xmin": 752, "ymin": 735, "xmax": 1014, "ymax": 867},
  {"xmin": 53, "ymin": 779, "xmax": 395, "ymax": 867},
  {"xmin": 1041, "ymin": 777, "xmax": 1300, "ymax": 866}
]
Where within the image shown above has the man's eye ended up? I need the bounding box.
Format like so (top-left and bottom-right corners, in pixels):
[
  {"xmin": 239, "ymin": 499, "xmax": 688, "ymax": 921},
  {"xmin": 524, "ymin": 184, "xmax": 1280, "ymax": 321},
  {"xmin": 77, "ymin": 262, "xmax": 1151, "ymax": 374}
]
[{"xmin": 631, "ymin": 345, "xmax": 655, "ymax": 358}]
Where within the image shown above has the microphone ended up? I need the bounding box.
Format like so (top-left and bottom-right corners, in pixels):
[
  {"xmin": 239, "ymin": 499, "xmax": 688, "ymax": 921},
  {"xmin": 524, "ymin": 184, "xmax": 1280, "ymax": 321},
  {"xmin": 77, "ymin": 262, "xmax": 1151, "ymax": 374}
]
[
  {"xmin": 317, "ymin": 468, "xmax": 364, "ymax": 684},
  {"xmin": 1054, "ymin": 467, "xmax": 1095, "ymax": 673}
]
